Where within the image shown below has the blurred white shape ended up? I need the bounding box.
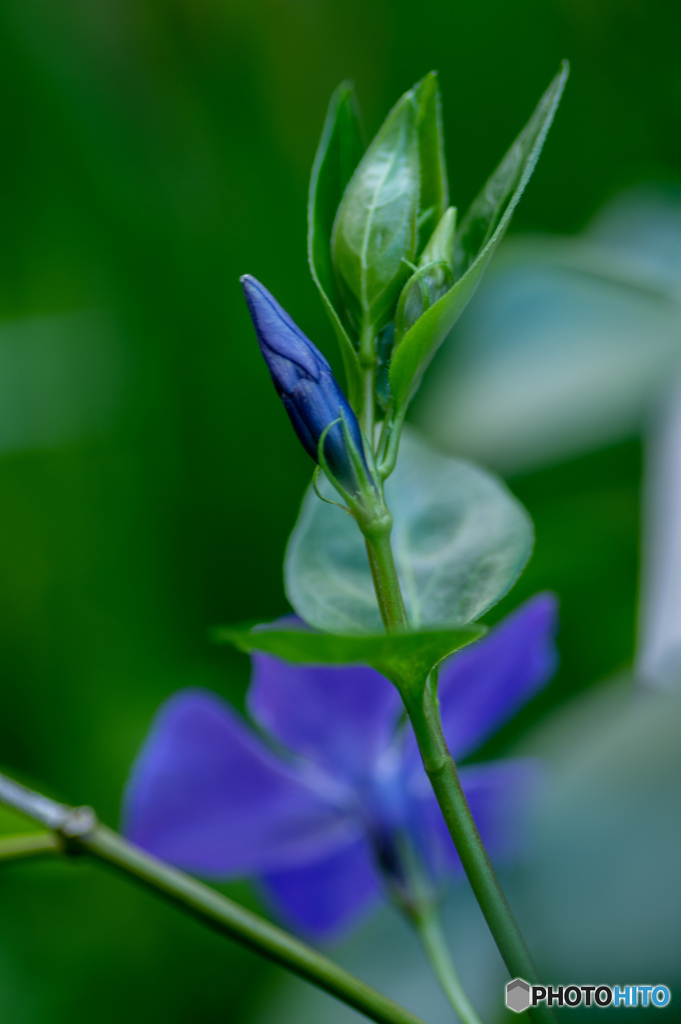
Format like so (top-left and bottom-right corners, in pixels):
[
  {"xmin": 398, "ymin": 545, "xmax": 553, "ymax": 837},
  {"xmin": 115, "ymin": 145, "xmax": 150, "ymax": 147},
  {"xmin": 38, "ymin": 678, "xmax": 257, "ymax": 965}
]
[
  {"xmin": 514, "ymin": 682, "xmax": 681, "ymax": 980},
  {"xmin": 637, "ymin": 374, "xmax": 681, "ymax": 691},
  {"xmin": 0, "ymin": 312, "xmax": 125, "ymax": 453},
  {"xmin": 416, "ymin": 188, "xmax": 681, "ymax": 473},
  {"xmin": 588, "ymin": 188, "xmax": 681, "ymax": 294}
]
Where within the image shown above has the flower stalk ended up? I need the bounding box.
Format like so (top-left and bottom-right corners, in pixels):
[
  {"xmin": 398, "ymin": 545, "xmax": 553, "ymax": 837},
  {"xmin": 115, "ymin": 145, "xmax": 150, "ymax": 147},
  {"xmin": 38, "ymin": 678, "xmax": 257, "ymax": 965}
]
[
  {"xmin": 238, "ymin": 64, "xmax": 569, "ymax": 1022},
  {"xmin": 363, "ymin": 527, "xmax": 409, "ymax": 634},
  {"xmin": 363, "ymin": 532, "xmax": 555, "ymax": 1024},
  {"xmin": 0, "ymin": 770, "xmax": 426, "ymax": 1024},
  {"xmin": 413, "ymin": 908, "xmax": 484, "ymax": 1024},
  {"xmin": 0, "ymin": 831, "xmax": 61, "ymax": 862}
]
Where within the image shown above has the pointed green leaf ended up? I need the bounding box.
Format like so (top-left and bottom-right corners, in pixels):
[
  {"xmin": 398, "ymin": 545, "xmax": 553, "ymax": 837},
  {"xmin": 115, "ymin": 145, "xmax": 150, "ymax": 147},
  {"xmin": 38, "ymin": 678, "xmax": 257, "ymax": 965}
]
[
  {"xmin": 286, "ymin": 428, "xmax": 533, "ymax": 635},
  {"xmin": 389, "ymin": 61, "xmax": 569, "ymax": 410},
  {"xmin": 332, "ymin": 86, "xmax": 420, "ymax": 334},
  {"xmin": 414, "ymin": 72, "xmax": 449, "ymax": 256},
  {"xmin": 213, "ymin": 621, "xmax": 484, "ymax": 693},
  {"xmin": 308, "ymin": 82, "xmax": 365, "ymax": 407}
]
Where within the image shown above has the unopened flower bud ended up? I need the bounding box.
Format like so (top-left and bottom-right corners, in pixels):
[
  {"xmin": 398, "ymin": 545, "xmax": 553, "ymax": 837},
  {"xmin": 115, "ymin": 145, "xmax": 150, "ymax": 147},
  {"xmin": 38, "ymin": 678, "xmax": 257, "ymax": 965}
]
[{"xmin": 241, "ymin": 275, "xmax": 372, "ymax": 496}]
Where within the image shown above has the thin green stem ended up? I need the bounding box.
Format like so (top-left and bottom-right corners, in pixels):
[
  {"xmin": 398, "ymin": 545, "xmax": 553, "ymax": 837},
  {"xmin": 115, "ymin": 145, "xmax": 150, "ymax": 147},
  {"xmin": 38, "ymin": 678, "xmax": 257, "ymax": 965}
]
[
  {"xmin": 360, "ymin": 363, "xmax": 376, "ymax": 441},
  {"xmin": 360, "ymin": 532, "xmax": 554, "ymax": 1024},
  {"xmin": 364, "ymin": 528, "xmax": 409, "ymax": 633},
  {"xmin": 0, "ymin": 771, "xmax": 425, "ymax": 1024},
  {"xmin": 404, "ymin": 686, "xmax": 554, "ymax": 1024},
  {"xmin": 359, "ymin": 322, "xmax": 377, "ymax": 443},
  {"xmin": 378, "ymin": 406, "xmax": 406, "ymax": 481},
  {"xmin": 377, "ymin": 399, "xmax": 395, "ymax": 464},
  {"xmin": 414, "ymin": 909, "xmax": 484, "ymax": 1024},
  {"xmin": 0, "ymin": 831, "xmax": 61, "ymax": 863}
]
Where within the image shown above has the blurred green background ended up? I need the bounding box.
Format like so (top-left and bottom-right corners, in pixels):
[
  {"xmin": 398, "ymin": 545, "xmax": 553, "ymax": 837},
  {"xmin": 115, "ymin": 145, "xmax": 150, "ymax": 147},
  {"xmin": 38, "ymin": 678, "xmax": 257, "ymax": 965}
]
[{"xmin": 0, "ymin": 0, "xmax": 679, "ymax": 1020}]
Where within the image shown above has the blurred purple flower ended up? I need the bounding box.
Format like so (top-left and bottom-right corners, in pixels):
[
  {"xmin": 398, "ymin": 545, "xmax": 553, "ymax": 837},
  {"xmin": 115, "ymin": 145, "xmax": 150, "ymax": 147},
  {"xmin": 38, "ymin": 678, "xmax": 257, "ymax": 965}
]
[{"xmin": 124, "ymin": 594, "xmax": 558, "ymax": 941}]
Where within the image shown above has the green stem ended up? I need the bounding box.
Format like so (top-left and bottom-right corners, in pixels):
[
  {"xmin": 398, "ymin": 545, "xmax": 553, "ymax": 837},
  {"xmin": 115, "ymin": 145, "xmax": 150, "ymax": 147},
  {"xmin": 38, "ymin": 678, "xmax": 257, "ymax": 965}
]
[
  {"xmin": 359, "ymin": 322, "xmax": 377, "ymax": 443},
  {"xmin": 0, "ymin": 831, "xmax": 61, "ymax": 862},
  {"xmin": 414, "ymin": 909, "xmax": 484, "ymax": 1024},
  {"xmin": 404, "ymin": 686, "xmax": 553, "ymax": 1024},
  {"xmin": 0, "ymin": 772, "xmax": 425, "ymax": 1024},
  {"xmin": 377, "ymin": 399, "xmax": 394, "ymax": 463},
  {"xmin": 362, "ymin": 533, "xmax": 554, "ymax": 1024},
  {"xmin": 364, "ymin": 528, "xmax": 409, "ymax": 633},
  {"xmin": 378, "ymin": 406, "xmax": 406, "ymax": 481}
]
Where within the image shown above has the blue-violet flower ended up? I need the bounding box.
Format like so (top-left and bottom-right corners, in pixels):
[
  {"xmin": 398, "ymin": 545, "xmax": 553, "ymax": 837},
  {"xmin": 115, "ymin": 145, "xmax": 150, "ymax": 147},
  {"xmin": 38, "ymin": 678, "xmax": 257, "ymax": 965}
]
[{"xmin": 124, "ymin": 594, "xmax": 557, "ymax": 941}]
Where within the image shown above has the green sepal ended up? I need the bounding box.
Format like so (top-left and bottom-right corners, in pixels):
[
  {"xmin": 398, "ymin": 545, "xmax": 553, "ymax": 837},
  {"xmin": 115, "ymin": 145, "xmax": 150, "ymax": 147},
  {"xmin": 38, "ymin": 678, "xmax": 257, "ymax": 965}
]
[
  {"xmin": 414, "ymin": 72, "xmax": 449, "ymax": 257},
  {"xmin": 308, "ymin": 82, "xmax": 365, "ymax": 407},
  {"xmin": 212, "ymin": 621, "xmax": 485, "ymax": 699},
  {"xmin": 332, "ymin": 84, "xmax": 420, "ymax": 335},
  {"xmin": 389, "ymin": 61, "xmax": 569, "ymax": 412}
]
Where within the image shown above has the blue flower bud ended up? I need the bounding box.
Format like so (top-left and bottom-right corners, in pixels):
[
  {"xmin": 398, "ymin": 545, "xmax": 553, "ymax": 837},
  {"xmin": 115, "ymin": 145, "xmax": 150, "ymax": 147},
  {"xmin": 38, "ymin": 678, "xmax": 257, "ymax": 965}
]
[{"xmin": 241, "ymin": 275, "xmax": 372, "ymax": 495}]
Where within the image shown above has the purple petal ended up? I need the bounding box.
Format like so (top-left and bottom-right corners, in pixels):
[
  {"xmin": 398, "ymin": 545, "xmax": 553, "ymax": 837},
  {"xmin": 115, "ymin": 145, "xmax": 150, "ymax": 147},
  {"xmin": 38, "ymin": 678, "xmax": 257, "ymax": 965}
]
[
  {"xmin": 408, "ymin": 758, "xmax": 544, "ymax": 878},
  {"xmin": 439, "ymin": 593, "xmax": 558, "ymax": 761},
  {"xmin": 260, "ymin": 836, "xmax": 381, "ymax": 942},
  {"xmin": 123, "ymin": 689, "xmax": 355, "ymax": 876},
  {"xmin": 248, "ymin": 655, "xmax": 402, "ymax": 784}
]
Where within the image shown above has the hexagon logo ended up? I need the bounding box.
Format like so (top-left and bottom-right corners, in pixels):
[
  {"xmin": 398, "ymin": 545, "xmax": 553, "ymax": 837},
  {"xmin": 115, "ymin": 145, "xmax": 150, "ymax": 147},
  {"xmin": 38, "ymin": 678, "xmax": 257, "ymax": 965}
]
[{"xmin": 506, "ymin": 978, "xmax": 531, "ymax": 1013}]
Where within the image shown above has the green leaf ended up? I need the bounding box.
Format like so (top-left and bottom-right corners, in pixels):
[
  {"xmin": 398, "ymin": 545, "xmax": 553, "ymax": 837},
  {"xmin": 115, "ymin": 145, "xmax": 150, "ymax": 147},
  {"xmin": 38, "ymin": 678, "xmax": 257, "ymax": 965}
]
[
  {"xmin": 394, "ymin": 208, "xmax": 457, "ymax": 345},
  {"xmin": 332, "ymin": 85, "xmax": 420, "ymax": 334},
  {"xmin": 214, "ymin": 620, "xmax": 484, "ymax": 694},
  {"xmin": 286, "ymin": 428, "xmax": 533, "ymax": 635},
  {"xmin": 414, "ymin": 72, "xmax": 449, "ymax": 256},
  {"xmin": 389, "ymin": 61, "xmax": 569, "ymax": 411},
  {"xmin": 308, "ymin": 82, "xmax": 365, "ymax": 407},
  {"xmin": 417, "ymin": 234, "xmax": 681, "ymax": 474},
  {"xmin": 419, "ymin": 206, "xmax": 457, "ymax": 270},
  {"xmin": 394, "ymin": 260, "xmax": 454, "ymax": 347}
]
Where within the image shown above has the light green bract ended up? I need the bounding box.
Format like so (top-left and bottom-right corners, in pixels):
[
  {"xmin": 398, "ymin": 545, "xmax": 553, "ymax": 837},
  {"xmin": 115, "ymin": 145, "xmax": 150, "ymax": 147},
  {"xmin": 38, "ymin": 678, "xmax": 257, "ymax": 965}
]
[
  {"xmin": 214, "ymin": 621, "xmax": 484, "ymax": 696},
  {"xmin": 389, "ymin": 62, "xmax": 569, "ymax": 411},
  {"xmin": 285, "ymin": 429, "xmax": 533, "ymax": 635}
]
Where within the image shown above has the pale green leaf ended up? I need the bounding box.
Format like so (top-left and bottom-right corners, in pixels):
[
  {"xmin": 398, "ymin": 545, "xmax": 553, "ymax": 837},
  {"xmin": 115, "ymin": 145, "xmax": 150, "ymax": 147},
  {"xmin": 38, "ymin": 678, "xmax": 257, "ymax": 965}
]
[{"xmin": 285, "ymin": 429, "xmax": 533, "ymax": 635}]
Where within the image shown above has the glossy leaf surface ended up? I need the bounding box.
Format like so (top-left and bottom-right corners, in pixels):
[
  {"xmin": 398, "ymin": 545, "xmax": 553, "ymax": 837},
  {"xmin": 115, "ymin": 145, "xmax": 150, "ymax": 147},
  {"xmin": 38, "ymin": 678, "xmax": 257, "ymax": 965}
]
[
  {"xmin": 332, "ymin": 86, "xmax": 419, "ymax": 333},
  {"xmin": 389, "ymin": 62, "xmax": 569, "ymax": 410},
  {"xmin": 286, "ymin": 429, "xmax": 533, "ymax": 635}
]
